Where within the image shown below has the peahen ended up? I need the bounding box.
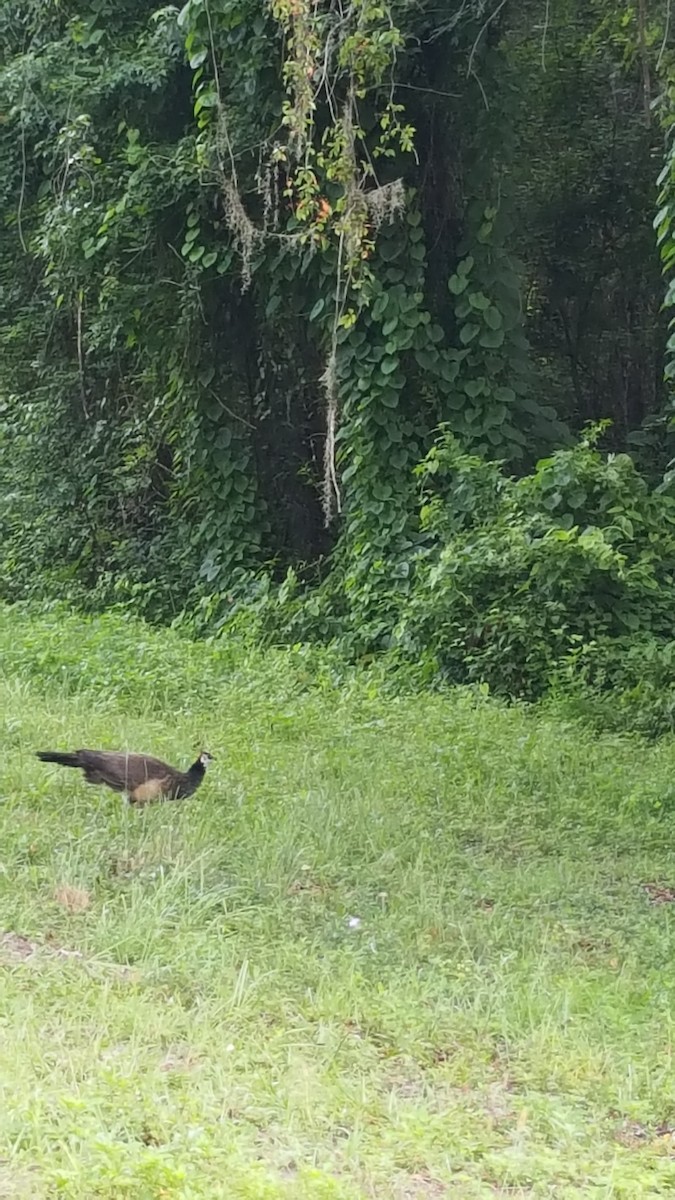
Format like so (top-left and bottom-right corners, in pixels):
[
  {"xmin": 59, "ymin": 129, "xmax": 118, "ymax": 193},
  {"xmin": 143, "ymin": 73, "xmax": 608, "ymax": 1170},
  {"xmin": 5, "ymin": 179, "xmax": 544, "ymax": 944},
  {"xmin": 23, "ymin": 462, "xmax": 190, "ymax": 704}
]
[{"xmin": 36, "ymin": 748, "xmax": 213, "ymax": 806}]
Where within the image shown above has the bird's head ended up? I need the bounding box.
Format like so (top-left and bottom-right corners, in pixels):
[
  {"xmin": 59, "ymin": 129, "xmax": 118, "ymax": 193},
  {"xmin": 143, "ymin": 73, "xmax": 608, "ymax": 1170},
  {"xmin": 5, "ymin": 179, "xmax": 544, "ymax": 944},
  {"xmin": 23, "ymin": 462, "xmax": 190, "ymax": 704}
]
[{"xmin": 199, "ymin": 750, "xmax": 214, "ymax": 767}]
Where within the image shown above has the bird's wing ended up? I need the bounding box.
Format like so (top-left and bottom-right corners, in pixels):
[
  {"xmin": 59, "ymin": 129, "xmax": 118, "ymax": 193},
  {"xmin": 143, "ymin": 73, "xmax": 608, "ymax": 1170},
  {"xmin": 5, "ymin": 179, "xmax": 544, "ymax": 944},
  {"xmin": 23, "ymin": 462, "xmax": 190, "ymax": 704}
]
[{"xmin": 78, "ymin": 751, "xmax": 173, "ymax": 790}]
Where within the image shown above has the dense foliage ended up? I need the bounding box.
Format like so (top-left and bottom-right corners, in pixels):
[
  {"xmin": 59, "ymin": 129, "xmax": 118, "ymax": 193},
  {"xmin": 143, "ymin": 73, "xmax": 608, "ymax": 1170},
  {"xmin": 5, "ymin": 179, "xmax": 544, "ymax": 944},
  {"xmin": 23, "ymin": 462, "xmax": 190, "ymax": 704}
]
[{"xmin": 1, "ymin": 0, "xmax": 675, "ymax": 728}]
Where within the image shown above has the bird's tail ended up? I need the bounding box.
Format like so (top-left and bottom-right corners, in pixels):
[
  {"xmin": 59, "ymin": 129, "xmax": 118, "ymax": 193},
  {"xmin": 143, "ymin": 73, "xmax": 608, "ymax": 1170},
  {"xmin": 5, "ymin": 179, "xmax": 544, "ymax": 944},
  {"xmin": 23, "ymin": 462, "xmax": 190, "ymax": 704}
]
[{"xmin": 36, "ymin": 751, "xmax": 81, "ymax": 768}]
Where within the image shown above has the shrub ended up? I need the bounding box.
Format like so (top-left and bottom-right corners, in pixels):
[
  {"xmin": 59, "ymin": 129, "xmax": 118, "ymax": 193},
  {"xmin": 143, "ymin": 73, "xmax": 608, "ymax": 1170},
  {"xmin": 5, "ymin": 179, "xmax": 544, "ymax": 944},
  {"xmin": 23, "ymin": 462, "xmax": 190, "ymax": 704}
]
[{"xmin": 390, "ymin": 426, "xmax": 675, "ymax": 712}]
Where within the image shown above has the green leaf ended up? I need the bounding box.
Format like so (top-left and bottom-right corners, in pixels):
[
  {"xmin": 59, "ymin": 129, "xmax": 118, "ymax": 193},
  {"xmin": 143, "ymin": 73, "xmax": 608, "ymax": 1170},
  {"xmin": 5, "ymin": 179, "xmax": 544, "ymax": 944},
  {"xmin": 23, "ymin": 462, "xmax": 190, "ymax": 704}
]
[
  {"xmin": 479, "ymin": 328, "xmax": 504, "ymax": 348},
  {"xmin": 484, "ymin": 306, "xmax": 503, "ymax": 330},
  {"xmin": 448, "ymin": 274, "xmax": 468, "ymax": 296},
  {"xmin": 400, "ymin": 310, "xmax": 421, "ymax": 329},
  {"xmin": 459, "ymin": 323, "xmax": 480, "ymax": 345},
  {"xmin": 373, "ymin": 482, "xmax": 393, "ymax": 500},
  {"xmin": 379, "ymin": 238, "xmax": 405, "ymax": 262},
  {"xmin": 380, "ymin": 356, "xmax": 399, "ymax": 375},
  {"xmin": 189, "ymin": 46, "xmax": 208, "ymax": 68},
  {"xmin": 457, "ymin": 256, "xmax": 474, "ymax": 277},
  {"xmin": 483, "ymin": 403, "xmax": 506, "ymax": 428},
  {"xmin": 372, "ymin": 293, "xmax": 389, "ymax": 320},
  {"xmin": 266, "ymin": 294, "xmax": 282, "ymax": 317},
  {"xmin": 202, "ymin": 251, "xmax": 217, "ymax": 268},
  {"xmin": 415, "ymin": 349, "xmax": 439, "ymax": 371},
  {"xmin": 309, "ymin": 298, "xmax": 325, "ymax": 321},
  {"xmin": 464, "ymin": 378, "xmax": 485, "ymax": 398},
  {"xmin": 440, "ymin": 358, "xmax": 459, "ymax": 383},
  {"xmin": 469, "ymin": 292, "xmax": 490, "ymax": 311}
]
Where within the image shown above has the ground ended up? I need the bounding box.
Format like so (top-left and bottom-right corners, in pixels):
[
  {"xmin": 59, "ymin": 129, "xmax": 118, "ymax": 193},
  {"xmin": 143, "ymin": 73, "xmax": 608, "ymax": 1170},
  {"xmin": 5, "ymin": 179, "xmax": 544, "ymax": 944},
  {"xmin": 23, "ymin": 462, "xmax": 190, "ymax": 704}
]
[{"xmin": 1, "ymin": 605, "xmax": 675, "ymax": 1198}]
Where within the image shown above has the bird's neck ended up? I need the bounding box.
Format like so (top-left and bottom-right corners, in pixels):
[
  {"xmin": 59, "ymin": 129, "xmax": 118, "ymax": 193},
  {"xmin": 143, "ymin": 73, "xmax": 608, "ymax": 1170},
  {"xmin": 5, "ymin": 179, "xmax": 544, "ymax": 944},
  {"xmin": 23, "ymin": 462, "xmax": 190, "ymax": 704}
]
[{"xmin": 187, "ymin": 758, "xmax": 206, "ymax": 779}]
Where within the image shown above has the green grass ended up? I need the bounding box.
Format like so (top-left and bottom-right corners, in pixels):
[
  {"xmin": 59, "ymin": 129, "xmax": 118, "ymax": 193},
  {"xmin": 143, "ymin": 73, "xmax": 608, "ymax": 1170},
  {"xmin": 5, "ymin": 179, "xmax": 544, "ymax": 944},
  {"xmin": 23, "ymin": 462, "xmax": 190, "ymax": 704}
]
[{"xmin": 2, "ymin": 605, "xmax": 675, "ymax": 1198}]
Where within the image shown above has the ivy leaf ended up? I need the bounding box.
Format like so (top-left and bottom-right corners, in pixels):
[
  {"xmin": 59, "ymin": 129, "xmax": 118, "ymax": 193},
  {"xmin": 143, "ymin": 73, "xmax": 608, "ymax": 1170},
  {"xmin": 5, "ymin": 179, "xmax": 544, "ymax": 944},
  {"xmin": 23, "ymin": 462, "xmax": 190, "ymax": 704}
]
[
  {"xmin": 202, "ymin": 251, "xmax": 217, "ymax": 268},
  {"xmin": 448, "ymin": 274, "xmax": 468, "ymax": 295},
  {"xmin": 373, "ymin": 481, "xmax": 393, "ymax": 500},
  {"xmin": 400, "ymin": 309, "xmax": 421, "ymax": 329},
  {"xmin": 380, "ymin": 356, "xmax": 399, "ymax": 374},
  {"xmin": 469, "ymin": 292, "xmax": 490, "ymax": 311},
  {"xmin": 464, "ymin": 378, "xmax": 485, "ymax": 398},
  {"xmin": 483, "ymin": 403, "xmax": 506, "ymax": 427},
  {"xmin": 479, "ymin": 328, "xmax": 505, "ymax": 348},
  {"xmin": 484, "ymin": 306, "xmax": 503, "ymax": 330},
  {"xmin": 399, "ymin": 294, "xmax": 419, "ymax": 314},
  {"xmin": 458, "ymin": 256, "xmax": 474, "ymax": 276},
  {"xmin": 372, "ymin": 293, "xmax": 389, "ymax": 320},
  {"xmin": 459, "ymin": 323, "xmax": 480, "ymax": 345},
  {"xmin": 379, "ymin": 238, "xmax": 405, "ymax": 262},
  {"xmin": 309, "ymin": 298, "xmax": 325, "ymax": 320},
  {"xmin": 495, "ymin": 385, "xmax": 516, "ymax": 404},
  {"xmin": 445, "ymin": 391, "xmax": 465, "ymax": 410},
  {"xmin": 415, "ymin": 348, "xmax": 439, "ymax": 371},
  {"xmin": 503, "ymin": 424, "xmax": 528, "ymax": 445},
  {"xmin": 441, "ymin": 358, "xmax": 459, "ymax": 383},
  {"xmin": 266, "ymin": 294, "xmax": 282, "ymax": 316}
]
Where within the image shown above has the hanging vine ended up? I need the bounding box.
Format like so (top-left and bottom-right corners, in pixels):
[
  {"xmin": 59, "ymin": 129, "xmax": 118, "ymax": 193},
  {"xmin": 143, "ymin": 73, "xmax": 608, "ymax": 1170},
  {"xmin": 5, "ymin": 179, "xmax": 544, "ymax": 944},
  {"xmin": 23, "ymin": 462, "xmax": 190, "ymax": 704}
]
[{"xmin": 177, "ymin": 0, "xmax": 415, "ymax": 522}]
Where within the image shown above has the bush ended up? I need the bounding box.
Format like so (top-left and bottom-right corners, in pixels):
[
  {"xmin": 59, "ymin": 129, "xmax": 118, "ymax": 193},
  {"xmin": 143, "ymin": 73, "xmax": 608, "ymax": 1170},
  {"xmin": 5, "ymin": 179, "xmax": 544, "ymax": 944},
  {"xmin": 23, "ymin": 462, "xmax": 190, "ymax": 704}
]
[{"xmin": 389, "ymin": 426, "xmax": 675, "ymax": 718}]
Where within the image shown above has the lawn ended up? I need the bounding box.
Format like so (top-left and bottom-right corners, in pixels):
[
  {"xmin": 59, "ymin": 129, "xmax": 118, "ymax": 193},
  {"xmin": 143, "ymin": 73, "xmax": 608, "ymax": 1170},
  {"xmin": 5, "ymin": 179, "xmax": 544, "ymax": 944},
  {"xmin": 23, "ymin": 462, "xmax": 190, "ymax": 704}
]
[{"xmin": 1, "ymin": 605, "xmax": 675, "ymax": 1198}]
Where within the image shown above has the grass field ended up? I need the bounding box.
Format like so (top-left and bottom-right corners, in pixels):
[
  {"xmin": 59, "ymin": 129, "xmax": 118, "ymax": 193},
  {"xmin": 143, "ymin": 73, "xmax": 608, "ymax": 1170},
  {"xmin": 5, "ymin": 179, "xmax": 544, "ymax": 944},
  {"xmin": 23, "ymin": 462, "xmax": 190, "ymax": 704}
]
[{"xmin": 2, "ymin": 605, "xmax": 675, "ymax": 1198}]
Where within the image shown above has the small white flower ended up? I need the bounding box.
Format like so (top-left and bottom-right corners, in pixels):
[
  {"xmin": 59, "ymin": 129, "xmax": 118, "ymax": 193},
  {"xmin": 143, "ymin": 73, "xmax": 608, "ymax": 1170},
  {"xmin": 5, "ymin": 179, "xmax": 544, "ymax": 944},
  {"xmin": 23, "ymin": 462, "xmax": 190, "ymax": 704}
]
[{"xmin": 347, "ymin": 916, "xmax": 362, "ymax": 930}]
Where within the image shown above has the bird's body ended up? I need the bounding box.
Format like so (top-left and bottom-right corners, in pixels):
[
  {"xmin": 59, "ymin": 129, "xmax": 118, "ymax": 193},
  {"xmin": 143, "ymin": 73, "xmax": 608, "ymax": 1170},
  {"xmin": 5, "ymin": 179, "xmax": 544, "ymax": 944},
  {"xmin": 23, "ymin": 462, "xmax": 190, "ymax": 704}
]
[{"xmin": 35, "ymin": 748, "xmax": 213, "ymax": 806}]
